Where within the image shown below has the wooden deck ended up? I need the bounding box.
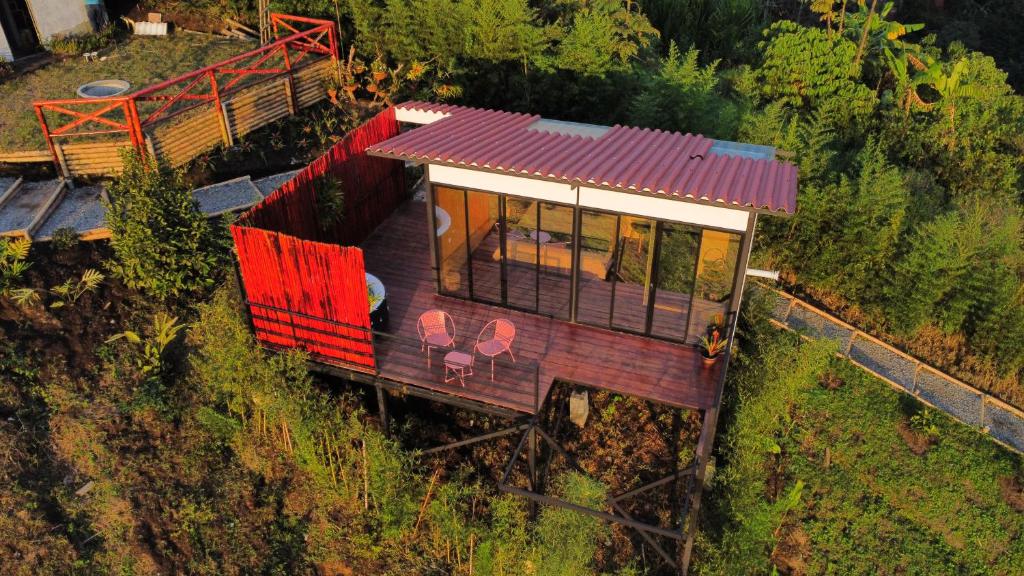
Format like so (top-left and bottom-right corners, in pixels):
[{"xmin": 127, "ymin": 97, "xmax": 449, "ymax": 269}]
[{"xmin": 359, "ymin": 200, "xmax": 723, "ymax": 415}]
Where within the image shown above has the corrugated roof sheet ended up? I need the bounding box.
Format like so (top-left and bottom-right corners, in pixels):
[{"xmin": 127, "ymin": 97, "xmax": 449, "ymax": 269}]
[{"xmin": 368, "ymin": 101, "xmax": 797, "ymax": 215}]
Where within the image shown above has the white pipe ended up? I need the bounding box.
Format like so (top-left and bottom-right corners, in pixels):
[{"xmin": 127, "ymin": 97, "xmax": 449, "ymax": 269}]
[{"xmin": 745, "ymin": 268, "xmax": 780, "ymax": 281}]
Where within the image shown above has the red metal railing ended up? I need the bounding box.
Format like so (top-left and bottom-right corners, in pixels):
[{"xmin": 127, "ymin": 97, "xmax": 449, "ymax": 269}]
[{"xmin": 32, "ymin": 13, "xmax": 339, "ymax": 167}]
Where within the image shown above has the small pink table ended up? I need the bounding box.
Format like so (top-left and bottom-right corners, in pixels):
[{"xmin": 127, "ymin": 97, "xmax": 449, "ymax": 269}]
[
  {"xmin": 443, "ymin": 350, "xmax": 474, "ymax": 386},
  {"xmin": 530, "ymin": 230, "xmax": 552, "ymax": 243}
]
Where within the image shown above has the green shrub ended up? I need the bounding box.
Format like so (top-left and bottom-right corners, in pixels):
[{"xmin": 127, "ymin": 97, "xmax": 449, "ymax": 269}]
[
  {"xmin": 703, "ymin": 332, "xmax": 836, "ymax": 575},
  {"xmin": 531, "ymin": 472, "xmax": 609, "ymax": 576},
  {"xmin": 105, "ymin": 149, "xmax": 226, "ymax": 301},
  {"xmin": 474, "ymin": 495, "xmax": 530, "ymax": 576},
  {"xmin": 45, "ymin": 25, "xmax": 117, "ymax": 56},
  {"xmin": 49, "ymin": 227, "xmax": 80, "ymax": 252},
  {"xmin": 0, "ymin": 237, "xmax": 38, "ymax": 305}
]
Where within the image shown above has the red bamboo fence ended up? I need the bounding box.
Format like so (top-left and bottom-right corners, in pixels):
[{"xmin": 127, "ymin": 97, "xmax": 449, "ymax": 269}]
[{"xmin": 231, "ymin": 107, "xmax": 406, "ymax": 370}]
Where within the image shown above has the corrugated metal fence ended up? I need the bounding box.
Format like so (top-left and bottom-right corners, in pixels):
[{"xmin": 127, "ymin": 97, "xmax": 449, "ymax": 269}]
[{"xmin": 761, "ymin": 285, "xmax": 1024, "ymax": 454}]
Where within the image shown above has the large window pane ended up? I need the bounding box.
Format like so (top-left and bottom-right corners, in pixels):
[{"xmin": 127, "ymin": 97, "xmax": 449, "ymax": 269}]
[
  {"xmin": 576, "ymin": 209, "xmax": 617, "ymax": 327},
  {"xmin": 537, "ymin": 202, "xmax": 574, "ymax": 319},
  {"xmin": 611, "ymin": 216, "xmax": 654, "ymax": 333},
  {"xmin": 435, "ymin": 186, "xmax": 468, "ymax": 297},
  {"xmin": 467, "ymin": 190, "xmax": 501, "ymax": 303},
  {"xmin": 504, "ymin": 197, "xmax": 537, "ymax": 311},
  {"xmin": 686, "ymin": 229, "xmax": 742, "ymax": 343},
  {"xmin": 650, "ymin": 223, "xmax": 700, "ymax": 340}
]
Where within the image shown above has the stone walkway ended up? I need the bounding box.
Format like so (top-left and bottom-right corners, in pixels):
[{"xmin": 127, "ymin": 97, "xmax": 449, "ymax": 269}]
[{"xmin": 0, "ymin": 169, "xmax": 299, "ymax": 242}]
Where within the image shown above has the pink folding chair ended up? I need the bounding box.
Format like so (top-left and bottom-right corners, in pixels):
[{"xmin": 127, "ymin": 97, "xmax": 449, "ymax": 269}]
[
  {"xmin": 417, "ymin": 309, "xmax": 455, "ymax": 369},
  {"xmin": 475, "ymin": 319, "xmax": 516, "ymax": 381}
]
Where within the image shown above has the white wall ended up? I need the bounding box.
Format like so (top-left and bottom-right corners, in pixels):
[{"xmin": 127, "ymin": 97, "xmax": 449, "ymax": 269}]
[
  {"xmin": 0, "ymin": 27, "xmax": 12, "ymax": 61},
  {"xmin": 429, "ymin": 164, "xmax": 575, "ymax": 204},
  {"xmin": 428, "ymin": 164, "xmax": 751, "ymax": 232},
  {"xmin": 28, "ymin": 0, "xmax": 91, "ymax": 41},
  {"xmin": 577, "ymin": 186, "xmax": 749, "ymax": 232}
]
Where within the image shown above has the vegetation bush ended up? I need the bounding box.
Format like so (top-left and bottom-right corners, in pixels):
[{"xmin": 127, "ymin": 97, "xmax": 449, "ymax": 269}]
[
  {"xmin": 697, "ymin": 318, "xmax": 1024, "ymax": 575},
  {"xmin": 0, "ymin": 237, "xmax": 31, "ymax": 297},
  {"xmin": 45, "ymin": 25, "xmax": 120, "ymax": 56},
  {"xmin": 699, "ymin": 327, "xmax": 835, "ymax": 574},
  {"xmin": 105, "ymin": 150, "xmax": 226, "ymax": 301}
]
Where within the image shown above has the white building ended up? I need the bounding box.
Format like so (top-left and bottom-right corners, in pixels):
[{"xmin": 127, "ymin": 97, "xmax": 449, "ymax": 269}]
[{"xmin": 0, "ymin": 0, "xmax": 94, "ymax": 61}]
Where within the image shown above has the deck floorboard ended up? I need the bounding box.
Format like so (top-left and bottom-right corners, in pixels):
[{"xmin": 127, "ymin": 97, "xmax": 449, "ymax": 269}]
[{"xmin": 360, "ymin": 200, "xmax": 722, "ymax": 415}]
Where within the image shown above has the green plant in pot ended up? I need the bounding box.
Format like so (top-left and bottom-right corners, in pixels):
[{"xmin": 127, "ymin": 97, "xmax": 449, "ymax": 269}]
[
  {"xmin": 705, "ymin": 312, "xmax": 725, "ymax": 338},
  {"xmin": 699, "ymin": 327, "xmax": 727, "ymax": 367},
  {"xmin": 367, "ymin": 284, "xmax": 383, "ymax": 311}
]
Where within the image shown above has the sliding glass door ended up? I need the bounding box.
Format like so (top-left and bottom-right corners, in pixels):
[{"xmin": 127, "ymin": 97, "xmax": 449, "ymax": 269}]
[
  {"xmin": 504, "ymin": 197, "xmax": 538, "ymax": 311},
  {"xmin": 576, "ymin": 209, "xmax": 617, "ymax": 327},
  {"xmin": 537, "ymin": 202, "xmax": 574, "ymax": 319},
  {"xmin": 577, "ymin": 212, "xmax": 713, "ymax": 342},
  {"xmin": 611, "ymin": 216, "xmax": 655, "ymax": 333},
  {"xmin": 685, "ymin": 229, "xmax": 742, "ymax": 343},
  {"xmin": 435, "ymin": 185, "xmax": 470, "ymax": 298},
  {"xmin": 467, "ymin": 190, "xmax": 502, "ymax": 303},
  {"xmin": 433, "ymin": 184, "xmax": 738, "ymax": 342},
  {"xmin": 649, "ymin": 223, "xmax": 700, "ymax": 340}
]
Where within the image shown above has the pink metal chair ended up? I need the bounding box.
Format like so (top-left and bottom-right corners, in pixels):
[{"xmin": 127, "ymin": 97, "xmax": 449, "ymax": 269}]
[
  {"xmin": 417, "ymin": 309, "xmax": 455, "ymax": 369},
  {"xmin": 475, "ymin": 319, "xmax": 516, "ymax": 381}
]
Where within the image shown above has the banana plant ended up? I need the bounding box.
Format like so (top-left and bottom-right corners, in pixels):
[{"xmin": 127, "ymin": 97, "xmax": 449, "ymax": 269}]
[{"xmin": 846, "ymin": 0, "xmax": 924, "ymax": 74}]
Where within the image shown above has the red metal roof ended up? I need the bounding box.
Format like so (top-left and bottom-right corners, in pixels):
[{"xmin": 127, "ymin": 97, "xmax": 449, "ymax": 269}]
[{"xmin": 367, "ymin": 101, "xmax": 798, "ymax": 215}]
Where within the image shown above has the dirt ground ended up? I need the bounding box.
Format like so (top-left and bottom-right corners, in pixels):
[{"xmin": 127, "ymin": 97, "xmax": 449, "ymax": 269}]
[{"xmin": 0, "ymin": 241, "xmax": 142, "ymax": 379}]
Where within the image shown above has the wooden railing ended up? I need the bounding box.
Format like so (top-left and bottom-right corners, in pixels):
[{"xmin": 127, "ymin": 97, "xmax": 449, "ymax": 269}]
[{"xmin": 31, "ymin": 14, "xmax": 339, "ymax": 177}]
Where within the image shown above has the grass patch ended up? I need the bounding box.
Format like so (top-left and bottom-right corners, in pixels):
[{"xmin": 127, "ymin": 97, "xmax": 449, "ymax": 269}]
[
  {"xmin": 0, "ymin": 34, "xmax": 249, "ymax": 152},
  {"xmin": 702, "ymin": 318, "xmax": 1024, "ymax": 575},
  {"xmin": 778, "ymin": 361, "xmax": 1024, "ymax": 575}
]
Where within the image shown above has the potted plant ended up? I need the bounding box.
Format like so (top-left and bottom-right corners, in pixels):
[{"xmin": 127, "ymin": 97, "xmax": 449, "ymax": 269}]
[
  {"xmin": 699, "ymin": 328, "xmax": 727, "ymax": 367},
  {"xmin": 705, "ymin": 312, "xmax": 725, "ymax": 338}
]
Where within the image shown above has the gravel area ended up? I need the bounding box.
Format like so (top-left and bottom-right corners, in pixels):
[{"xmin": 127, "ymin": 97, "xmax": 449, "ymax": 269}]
[
  {"xmin": 0, "ymin": 177, "xmax": 18, "ymax": 200},
  {"xmin": 788, "ymin": 303, "xmax": 854, "ymax": 348},
  {"xmin": 0, "ymin": 179, "xmax": 63, "ymax": 235},
  {"xmin": 849, "ymin": 336, "xmax": 918, "ymax": 392},
  {"xmin": 253, "ymin": 169, "xmax": 301, "ymax": 198},
  {"xmin": 192, "ymin": 176, "xmax": 263, "ymax": 216},
  {"xmin": 984, "ymin": 401, "xmax": 1024, "ymax": 452},
  {"xmin": 35, "ymin": 185, "xmax": 107, "ymax": 240},
  {"xmin": 917, "ymin": 368, "xmax": 984, "ymax": 427}
]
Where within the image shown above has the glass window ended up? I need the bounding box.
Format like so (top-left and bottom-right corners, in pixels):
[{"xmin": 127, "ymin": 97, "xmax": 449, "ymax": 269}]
[
  {"xmin": 466, "ymin": 190, "xmax": 501, "ymax": 303},
  {"xmin": 650, "ymin": 223, "xmax": 700, "ymax": 341},
  {"xmin": 575, "ymin": 209, "xmax": 617, "ymax": 328},
  {"xmin": 611, "ymin": 216, "xmax": 654, "ymax": 333},
  {"xmin": 434, "ymin": 186, "xmax": 468, "ymax": 297},
  {"xmin": 537, "ymin": 202, "xmax": 574, "ymax": 319},
  {"xmin": 504, "ymin": 197, "xmax": 538, "ymax": 311},
  {"xmin": 686, "ymin": 229, "xmax": 742, "ymax": 343}
]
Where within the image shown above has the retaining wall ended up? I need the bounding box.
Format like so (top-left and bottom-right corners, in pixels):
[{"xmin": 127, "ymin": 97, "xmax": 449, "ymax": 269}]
[{"xmin": 760, "ymin": 285, "xmax": 1024, "ymax": 454}]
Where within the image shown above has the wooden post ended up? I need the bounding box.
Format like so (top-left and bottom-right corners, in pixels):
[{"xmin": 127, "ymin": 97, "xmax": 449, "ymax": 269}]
[
  {"xmin": 53, "ymin": 142, "xmax": 71, "ymax": 180},
  {"xmin": 282, "ymin": 78, "xmax": 297, "ymax": 116},
  {"xmin": 208, "ymin": 70, "xmax": 232, "ymax": 147},
  {"xmin": 281, "ymin": 44, "xmax": 299, "ymax": 115},
  {"xmin": 221, "ymin": 100, "xmax": 235, "ymax": 146},
  {"xmin": 376, "ymin": 385, "xmax": 389, "ymax": 435},
  {"xmin": 528, "ymin": 425, "xmax": 538, "ymax": 518},
  {"xmin": 144, "ymin": 135, "xmax": 158, "ymax": 164}
]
